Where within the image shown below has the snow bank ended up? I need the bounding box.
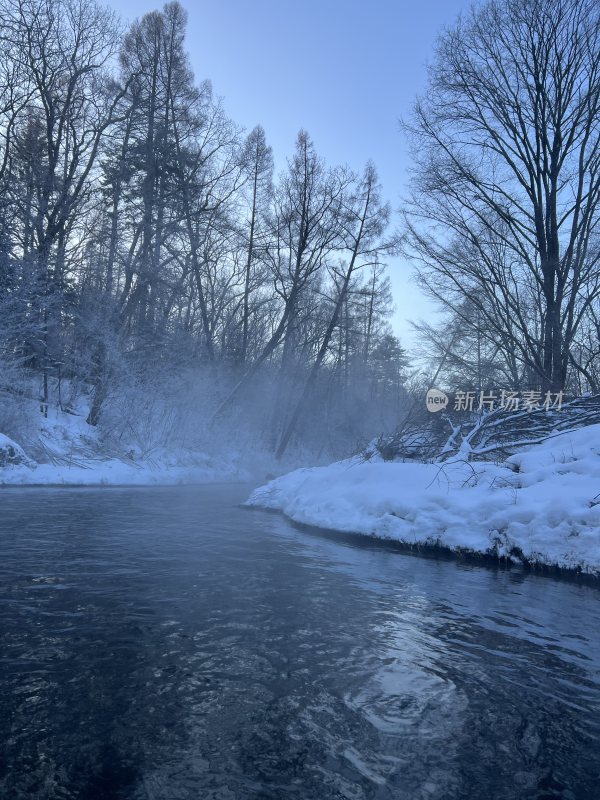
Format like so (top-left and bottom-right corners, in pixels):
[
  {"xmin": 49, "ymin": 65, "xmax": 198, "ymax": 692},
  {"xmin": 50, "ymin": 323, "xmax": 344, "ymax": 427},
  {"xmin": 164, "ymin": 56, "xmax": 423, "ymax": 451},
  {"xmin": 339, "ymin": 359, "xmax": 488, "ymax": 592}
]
[
  {"xmin": 0, "ymin": 459, "xmax": 245, "ymax": 486},
  {"xmin": 247, "ymin": 425, "xmax": 600, "ymax": 576},
  {"xmin": 0, "ymin": 405, "xmax": 252, "ymax": 486},
  {"xmin": 0, "ymin": 434, "xmax": 35, "ymax": 468}
]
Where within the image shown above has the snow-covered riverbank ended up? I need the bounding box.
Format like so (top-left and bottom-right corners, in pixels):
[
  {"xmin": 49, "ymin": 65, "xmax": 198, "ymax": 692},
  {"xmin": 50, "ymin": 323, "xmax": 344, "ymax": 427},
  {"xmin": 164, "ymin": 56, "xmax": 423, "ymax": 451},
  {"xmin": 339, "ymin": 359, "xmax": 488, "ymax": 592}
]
[
  {"xmin": 0, "ymin": 395, "xmax": 323, "ymax": 486},
  {"xmin": 0, "ymin": 454, "xmax": 246, "ymax": 486},
  {"xmin": 0, "ymin": 407, "xmax": 253, "ymax": 486},
  {"xmin": 247, "ymin": 425, "xmax": 600, "ymax": 576}
]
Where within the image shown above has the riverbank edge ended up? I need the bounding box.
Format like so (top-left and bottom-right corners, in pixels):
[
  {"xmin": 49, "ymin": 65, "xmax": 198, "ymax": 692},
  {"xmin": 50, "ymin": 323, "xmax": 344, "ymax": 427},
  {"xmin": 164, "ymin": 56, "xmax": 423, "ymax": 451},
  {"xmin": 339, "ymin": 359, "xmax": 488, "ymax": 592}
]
[
  {"xmin": 0, "ymin": 473, "xmax": 246, "ymax": 487},
  {"xmin": 245, "ymin": 426, "xmax": 600, "ymax": 581},
  {"xmin": 245, "ymin": 503, "xmax": 600, "ymax": 587},
  {"xmin": 0, "ymin": 479, "xmax": 252, "ymax": 489},
  {"xmin": 0, "ymin": 472, "xmax": 247, "ymax": 487}
]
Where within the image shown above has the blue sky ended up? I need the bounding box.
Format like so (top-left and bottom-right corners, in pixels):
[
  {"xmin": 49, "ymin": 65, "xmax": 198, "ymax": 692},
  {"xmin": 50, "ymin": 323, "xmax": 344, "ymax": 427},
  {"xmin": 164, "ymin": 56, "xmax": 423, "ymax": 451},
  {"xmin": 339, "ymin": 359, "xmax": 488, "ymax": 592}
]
[{"xmin": 107, "ymin": 0, "xmax": 468, "ymax": 347}]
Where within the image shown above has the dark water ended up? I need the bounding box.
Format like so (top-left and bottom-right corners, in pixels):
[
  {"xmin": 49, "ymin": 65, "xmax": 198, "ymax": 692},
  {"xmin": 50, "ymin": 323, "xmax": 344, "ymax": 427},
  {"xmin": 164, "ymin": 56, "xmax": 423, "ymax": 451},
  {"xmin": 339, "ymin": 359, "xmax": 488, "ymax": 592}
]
[{"xmin": 0, "ymin": 485, "xmax": 599, "ymax": 800}]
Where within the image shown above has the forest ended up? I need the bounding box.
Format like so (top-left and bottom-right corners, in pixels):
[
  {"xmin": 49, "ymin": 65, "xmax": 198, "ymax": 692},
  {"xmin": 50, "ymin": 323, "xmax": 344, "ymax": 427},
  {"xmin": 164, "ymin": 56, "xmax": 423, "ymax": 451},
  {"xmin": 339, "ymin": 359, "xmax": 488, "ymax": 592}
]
[
  {"xmin": 1, "ymin": 0, "xmax": 600, "ymax": 470},
  {"xmin": 0, "ymin": 0, "xmax": 406, "ymax": 467}
]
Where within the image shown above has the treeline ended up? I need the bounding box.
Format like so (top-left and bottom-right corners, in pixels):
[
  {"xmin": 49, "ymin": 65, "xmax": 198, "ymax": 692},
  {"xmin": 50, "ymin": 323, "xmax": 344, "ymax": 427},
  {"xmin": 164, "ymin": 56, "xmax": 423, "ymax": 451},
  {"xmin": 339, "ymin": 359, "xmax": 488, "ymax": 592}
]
[{"xmin": 0, "ymin": 0, "xmax": 407, "ymax": 460}]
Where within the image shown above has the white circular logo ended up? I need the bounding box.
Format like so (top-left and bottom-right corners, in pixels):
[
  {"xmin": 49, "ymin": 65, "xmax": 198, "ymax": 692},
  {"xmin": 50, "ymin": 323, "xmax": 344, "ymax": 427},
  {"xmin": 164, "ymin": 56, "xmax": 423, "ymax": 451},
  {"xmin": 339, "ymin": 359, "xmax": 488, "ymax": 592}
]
[{"xmin": 425, "ymin": 388, "xmax": 449, "ymax": 413}]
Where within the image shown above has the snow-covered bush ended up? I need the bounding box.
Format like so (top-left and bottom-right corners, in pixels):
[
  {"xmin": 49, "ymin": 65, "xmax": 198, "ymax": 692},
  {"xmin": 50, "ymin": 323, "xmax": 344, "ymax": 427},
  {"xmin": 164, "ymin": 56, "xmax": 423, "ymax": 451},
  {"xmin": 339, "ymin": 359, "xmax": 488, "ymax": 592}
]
[{"xmin": 0, "ymin": 433, "xmax": 35, "ymax": 467}]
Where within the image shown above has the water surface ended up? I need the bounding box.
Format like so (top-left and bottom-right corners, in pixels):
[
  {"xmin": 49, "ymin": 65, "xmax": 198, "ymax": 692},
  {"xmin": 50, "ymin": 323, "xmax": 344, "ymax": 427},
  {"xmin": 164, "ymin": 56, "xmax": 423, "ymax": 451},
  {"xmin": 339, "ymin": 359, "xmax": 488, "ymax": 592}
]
[{"xmin": 0, "ymin": 484, "xmax": 599, "ymax": 799}]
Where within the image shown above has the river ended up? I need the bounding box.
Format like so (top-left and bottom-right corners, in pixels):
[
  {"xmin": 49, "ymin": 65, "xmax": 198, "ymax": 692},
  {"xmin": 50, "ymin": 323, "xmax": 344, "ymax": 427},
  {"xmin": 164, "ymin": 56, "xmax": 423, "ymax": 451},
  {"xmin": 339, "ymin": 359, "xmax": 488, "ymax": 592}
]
[{"xmin": 0, "ymin": 484, "xmax": 599, "ymax": 799}]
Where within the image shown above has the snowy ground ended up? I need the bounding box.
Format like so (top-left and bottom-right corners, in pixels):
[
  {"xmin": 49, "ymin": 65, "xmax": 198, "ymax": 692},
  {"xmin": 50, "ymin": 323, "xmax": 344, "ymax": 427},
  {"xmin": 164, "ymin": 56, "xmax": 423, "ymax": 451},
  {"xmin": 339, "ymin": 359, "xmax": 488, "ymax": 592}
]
[
  {"xmin": 0, "ymin": 384, "xmax": 330, "ymax": 486},
  {"xmin": 0, "ymin": 453, "xmax": 247, "ymax": 486},
  {"xmin": 0, "ymin": 405, "xmax": 253, "ymax": 486},
  {"xmin": 247, "ymin": 425, "xmax": 600, "ymax": 576}
]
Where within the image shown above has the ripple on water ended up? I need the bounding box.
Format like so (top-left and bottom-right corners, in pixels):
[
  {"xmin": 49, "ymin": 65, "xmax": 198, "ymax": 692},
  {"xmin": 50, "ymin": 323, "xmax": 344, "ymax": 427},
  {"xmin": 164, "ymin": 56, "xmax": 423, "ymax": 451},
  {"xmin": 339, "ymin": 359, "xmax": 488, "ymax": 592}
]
[{"xmin": 0, "ymin": 485, "xmax": 599, "ymax": 800}]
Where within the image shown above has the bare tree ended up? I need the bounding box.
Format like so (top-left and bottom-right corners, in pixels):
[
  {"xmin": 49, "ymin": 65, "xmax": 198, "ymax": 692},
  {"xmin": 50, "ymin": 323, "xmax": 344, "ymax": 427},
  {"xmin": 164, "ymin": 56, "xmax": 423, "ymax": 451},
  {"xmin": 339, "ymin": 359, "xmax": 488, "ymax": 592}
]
[
  {"xmin": 238, "ymin": 125, "xmax": 272, "ymax": 364},
  {"xmin": 275, "ymin": 162, "xmax": 393, "ymax": 458},
  {"xmin": 405, "ymin": 0, "xmax": 600, "ymax": 392},
  {"xmin": 211, "ymin": 131, "xmax": 349, "ymax": 421}
]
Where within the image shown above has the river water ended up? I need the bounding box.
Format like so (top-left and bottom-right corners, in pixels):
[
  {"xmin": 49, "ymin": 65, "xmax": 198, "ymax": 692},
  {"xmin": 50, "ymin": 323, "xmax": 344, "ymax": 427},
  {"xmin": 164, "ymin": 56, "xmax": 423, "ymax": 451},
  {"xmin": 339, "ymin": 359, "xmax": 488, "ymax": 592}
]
[{"xmin": 0, "ymin": 484, "xmax": 599, "ymax": 799}]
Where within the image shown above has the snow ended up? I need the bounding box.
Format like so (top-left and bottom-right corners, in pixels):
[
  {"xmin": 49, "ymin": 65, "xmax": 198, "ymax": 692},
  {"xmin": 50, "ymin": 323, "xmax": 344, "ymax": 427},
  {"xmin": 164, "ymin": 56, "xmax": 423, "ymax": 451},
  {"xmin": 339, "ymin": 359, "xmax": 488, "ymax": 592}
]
[
  {"xmin": 247, "ymin": 425, "xmax": 600, "ymax": 576},
  {"xmin": 0, "ymin": 405, "xmax": 251, "ymax": 486},
  {"xmin": 0, "ymin": 459, "xmax": 243, "ymax": 486},
  {"xmin": 0, "ymin": 433, "xmax": 35, "ymax": 468}
]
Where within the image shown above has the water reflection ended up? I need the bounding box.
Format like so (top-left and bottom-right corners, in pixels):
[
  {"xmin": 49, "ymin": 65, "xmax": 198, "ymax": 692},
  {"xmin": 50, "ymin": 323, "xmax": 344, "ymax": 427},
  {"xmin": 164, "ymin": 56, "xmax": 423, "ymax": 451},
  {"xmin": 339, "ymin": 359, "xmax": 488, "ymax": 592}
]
[{"xmin": 0, "ymin": 485, "xmax": 598, "ymax": 799}]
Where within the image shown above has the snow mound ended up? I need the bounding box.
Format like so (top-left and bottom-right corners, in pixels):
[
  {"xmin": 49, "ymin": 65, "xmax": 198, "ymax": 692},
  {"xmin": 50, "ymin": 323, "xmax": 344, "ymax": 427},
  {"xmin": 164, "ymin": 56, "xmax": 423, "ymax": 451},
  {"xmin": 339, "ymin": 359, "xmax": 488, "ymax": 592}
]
[
  {"xmin": 0, "ymin": 434, "xmax": 35, "ymax": 468},
  {"xmin": 247, "ymin": 425, "xmax": 600, "ymax": 575}
]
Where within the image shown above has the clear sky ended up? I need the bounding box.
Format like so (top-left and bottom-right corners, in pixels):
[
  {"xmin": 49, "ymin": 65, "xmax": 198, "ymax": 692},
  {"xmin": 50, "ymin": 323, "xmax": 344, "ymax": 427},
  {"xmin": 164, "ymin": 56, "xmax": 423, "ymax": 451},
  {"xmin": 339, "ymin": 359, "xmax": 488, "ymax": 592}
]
[{"xmin": 106, "ymin": 0, "xmax": 468, "ymax": 349}]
